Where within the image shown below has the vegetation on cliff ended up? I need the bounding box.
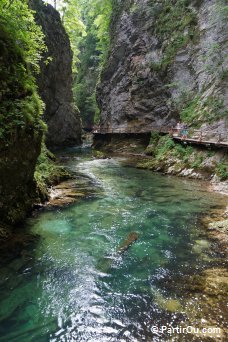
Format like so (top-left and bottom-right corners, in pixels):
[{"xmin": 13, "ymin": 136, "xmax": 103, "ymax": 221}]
[
  {"xmin": 0, "ymin": 0, "xmax": 71, "ymax": 224},
  {"xmin": 152, "ymin": 0, "xmax": 198, "ymax": 70},
  {"xmin": 52, "ymin": 0, "xmax": 112, "ymax": 127},
  {"xmin": 73, "ymin": 0, "xmax": 112, "ymax": 127},
  {"xmin": 0, "ymin": 0, "xmax": 46, "ymax": 141},
  {"xmin": 138, "ymin": 134, "xmax": 228, "ymax": 181},
  {"xmin": 149, "ymin": 0, "xmax": 228, "ymax": 126},
  {"xmin": 35, "ymin": 143, "xmax": 71, "ymax": 201}
]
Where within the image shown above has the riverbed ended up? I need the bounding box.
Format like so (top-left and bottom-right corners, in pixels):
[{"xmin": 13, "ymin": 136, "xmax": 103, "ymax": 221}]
[{"xmin": 0, "ymin": 148, "xmax": 226, "ymax": 341}]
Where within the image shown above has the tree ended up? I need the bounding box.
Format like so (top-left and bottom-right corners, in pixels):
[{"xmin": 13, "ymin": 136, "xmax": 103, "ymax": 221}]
[{"xmin": 58, "ymin": 0, "xmax": 112, "ymax": 126}]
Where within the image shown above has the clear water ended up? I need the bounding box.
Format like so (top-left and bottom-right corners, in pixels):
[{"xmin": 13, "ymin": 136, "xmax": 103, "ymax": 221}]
[{"xmin": 0, "ymin": 148, "xmax": 225, "ymax": 341}]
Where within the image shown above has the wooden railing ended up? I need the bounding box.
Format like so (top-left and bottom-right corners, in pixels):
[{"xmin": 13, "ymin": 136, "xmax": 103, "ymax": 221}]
[
  {"xmin": 92, "ymin": 124, "xmax": 169, "ymax": 134},
  {"xmin": 92, "ymin": 124, "xmax": 228, "ymax": 146}
]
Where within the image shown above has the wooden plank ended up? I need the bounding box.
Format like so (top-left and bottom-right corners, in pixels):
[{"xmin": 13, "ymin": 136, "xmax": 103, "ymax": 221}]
[{"xmin": 92, "ymin": 128, "xmax": 228, "ymax": 148}]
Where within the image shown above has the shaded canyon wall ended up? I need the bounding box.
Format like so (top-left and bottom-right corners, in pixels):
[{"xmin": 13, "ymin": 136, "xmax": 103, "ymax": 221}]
[
  {"xmin": 97, "ymin": 0, "xmax": 227, "ymax": 135},
  {"xmin": 30, "ymin": 0, "xmax": 82, "ymax": 147}
]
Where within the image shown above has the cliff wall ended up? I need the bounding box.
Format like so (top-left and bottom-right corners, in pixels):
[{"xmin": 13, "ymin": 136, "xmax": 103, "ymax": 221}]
[
  {"xmin": 30, "ymin": 0, "xmax": 82, "ymax": 147},
  {"xmin": 0, "ymin": 0, "xmax": 81, "ymax": 228},
  {"xmin": 97, "ymin": 0, "xmax": 227, "ymax": 135},
  {"xmin": 0, "ymin": 4, "xmax": 43, "ymax": 226}
]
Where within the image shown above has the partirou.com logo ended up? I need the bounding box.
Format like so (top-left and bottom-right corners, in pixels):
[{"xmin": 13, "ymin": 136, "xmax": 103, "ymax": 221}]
[{"xmin": 151, "ymin": 325, "xmax": 221, "ymax": 337}]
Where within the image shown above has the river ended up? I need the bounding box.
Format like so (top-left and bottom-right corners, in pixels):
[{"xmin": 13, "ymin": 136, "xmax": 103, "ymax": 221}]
[{"xmin": 0, "ymin": 147, "xmax": 225, "ymax": 341}]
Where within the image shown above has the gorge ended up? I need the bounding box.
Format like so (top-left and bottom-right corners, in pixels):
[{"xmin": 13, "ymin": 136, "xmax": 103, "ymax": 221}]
[{"xmin": 0, "ymin": 0, "xmax": 227, "ymax": 341}]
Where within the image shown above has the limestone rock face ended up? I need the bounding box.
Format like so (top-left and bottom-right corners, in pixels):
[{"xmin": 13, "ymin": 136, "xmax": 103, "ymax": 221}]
[
  {"xmin": 0, "ymin": 130, "xmax": 42, "ymax": 225},
  {"xmin": 97, "ymin": 0, "xmax": 227, "ymax": 134},
  {"xmin": 0, "ymin": 7, "xmax": 44, "ymax": 226},
  {"xmin": 30, "ymin": 0, "xmax": 82, "ymax": 147}
]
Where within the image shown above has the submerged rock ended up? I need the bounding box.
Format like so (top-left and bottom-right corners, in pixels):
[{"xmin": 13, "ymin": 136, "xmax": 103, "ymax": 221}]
[
  {"xmin": 98, "ymin": 232, "xmax": 139, "ymax": 272},
  {"xmin": 202, "ymin": 268, "xmax": 228, "ymax": 297},
  {"xmin": 201, "ymin": 207, "xmax": 228, "ymax": 258},
  {"xmin": 117, "ymin": 232, "xmax": 139, "ymax": 254},
  {"xmin": 150, "ymin": 286, "xmax": 183, "ymax": 313},
  {"xmin": 192, "ymin": 239, "xmax": 210, "ymax": 255},
  {"xmin": 0, "ymin": 230, "xmax": 39, "ymax": 266}
]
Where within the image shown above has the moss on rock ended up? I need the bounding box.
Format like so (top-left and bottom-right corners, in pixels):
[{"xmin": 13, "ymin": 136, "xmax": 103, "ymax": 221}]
[{"xmin": 34, "ymin": 143, "xmax": 71, "ymax": 202}]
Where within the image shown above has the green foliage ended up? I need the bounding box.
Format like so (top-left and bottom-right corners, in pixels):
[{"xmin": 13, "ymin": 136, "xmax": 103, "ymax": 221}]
[
  {"xmin": 220, "ymin": 69, "xmax": 228, "ymax": 81},
  {"xmin": 190, "ymin": 153, "xmax": 204, "ymax": 169},
  {"xmin": 215, "ymin": 162, "xmax": 228, "ymax": 181},
  {"xmin": 180, "ymin": 96, "xmax": 227, "ymax": 125},
  {"xmin": 149, "ymin": 131, "xmax": 161, "ymax": 144},
  {"xmin": 62, "ymin": 0, "xmax": 112, "ymax": 126},
  {"xmin": 207, "ymin": 150, "xmax": 215, "ymax": 158},
  {"xmin": 156, "ymin": 136, "xmax": 176, "ymax": 160},
  {"xmin": 73, "ymin": 27, "xmax": 100, "ymax": 126},
  {"xmin": 180, "ymin": 97, "xmax": 200, "ymax": 124},
  {"xmin": 130, "ymin": 4, "xmax": 138, "ymax": 13},
  {"xmin": 35, "ymin": 143, "xmax": 70, "ymax": 199},
  {"xmin": 173, "ymin": 145, "xmax": 193, "ymax": 162},
  {"xmin": 88, "ymin": 0, "xmax": 112, "ymax": 62},
  {"xmin": 141, "ymin": 134, "xmax": 226, "ymax": 178},
  {"xmin": 152, "ymin": 0, "xmax": 198, "ymax": 69},
  {"xmin": 146, "ymin": 132, "xmax": 163, "ymax": 155},
  {"xmin": 215, "ymin": 0, "xmax": 228, "ymax": 21},
  {"xmin": 149, "ymin": 61, "xmax": 162, "ymax": 72},
  {"xmin": 59, "ymin": 0, "xmax": 112, "ymax": 72},
  {"xmin": 0, "ymin": 0, "xmax": 46, "ymax": 140},
  {"xmin": 147, "ymin": 134, "xmax": 201, "ymax": 168},
  {"xmin": 0, "ymin": 0, "xmax": 46, "ymax": 72},
  {"xmin": 59, "ymin": 0, "xmax": 87, "ymax": 72}
]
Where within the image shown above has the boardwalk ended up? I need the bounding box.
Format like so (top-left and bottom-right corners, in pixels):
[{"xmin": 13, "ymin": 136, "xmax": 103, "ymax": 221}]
[{"xmin": 92, "ymin": 125, "xmax": 228, "ymax": 148}]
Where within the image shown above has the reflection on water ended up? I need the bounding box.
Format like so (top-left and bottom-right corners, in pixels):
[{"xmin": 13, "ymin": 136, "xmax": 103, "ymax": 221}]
[{"xmin": 0, "ymin": 149, "xmax": 225, "ymax": 341}]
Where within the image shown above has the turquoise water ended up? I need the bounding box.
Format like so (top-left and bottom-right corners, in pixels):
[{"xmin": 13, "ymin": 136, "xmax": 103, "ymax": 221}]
[{"xmin": 0, "ymin": 149, "xmax": 225, "ymax": 341}]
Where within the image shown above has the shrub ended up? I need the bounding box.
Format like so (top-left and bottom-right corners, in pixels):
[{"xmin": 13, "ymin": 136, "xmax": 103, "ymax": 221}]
[
  {"xmin": 216, "ymin": 162, "xmax": 228, "ymax": 181},
  {"xmin": 155, "ymin": 136, "xmax": 176, "ymax": 160}
]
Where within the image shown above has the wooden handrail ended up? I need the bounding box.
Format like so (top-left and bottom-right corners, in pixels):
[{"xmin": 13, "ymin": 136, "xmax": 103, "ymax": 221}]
[{"xmin": 92, "ymin": 125, "xmax": 227, "ymax": 142}]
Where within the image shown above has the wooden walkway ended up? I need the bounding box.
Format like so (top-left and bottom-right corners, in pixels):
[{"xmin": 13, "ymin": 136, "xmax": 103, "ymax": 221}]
[{"xmin": 92, "ymin": 125, "xmax": 228, "ymax": 148}]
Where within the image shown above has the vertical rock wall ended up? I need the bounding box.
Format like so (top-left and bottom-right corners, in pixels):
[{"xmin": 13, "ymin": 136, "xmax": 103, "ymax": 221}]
[
  {"xmin": 0, "ymin": 16, "xmax": 43, "ymax": 226},
  {"xmin": 97, "ymin": 0, "xmax": 227, "ymax": 135},
  {"xmin": 0, "ymin": 131, "xmax": 42, "ymax": 226},
  {"xmin": 30, "ymin": 0, "xmax": 82, "ymax": 147}
]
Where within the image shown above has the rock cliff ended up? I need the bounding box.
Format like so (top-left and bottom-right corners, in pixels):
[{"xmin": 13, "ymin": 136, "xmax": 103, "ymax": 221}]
[
  {"xmin": 0, "ymin": 9, "xmax": 43, "ymax": 226},
  {"xmin": 30, "ymin": 0, "xmax": 82, "ymax": 147},
  {"xmin": 0, "ymin": 131, "xmax": 42, "ymax": 226},
  {"xmin": 97, "ymin": 0, "xmax": 227, "ymax": 134}
]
